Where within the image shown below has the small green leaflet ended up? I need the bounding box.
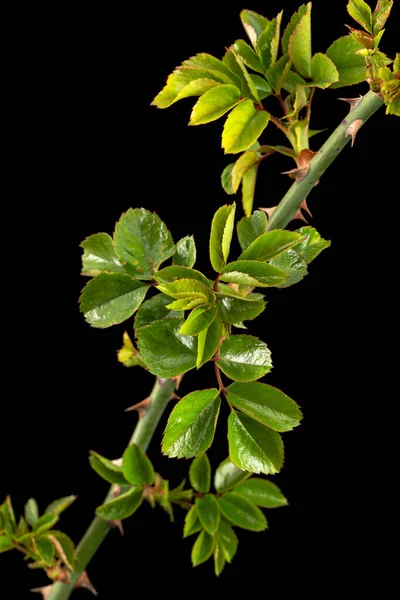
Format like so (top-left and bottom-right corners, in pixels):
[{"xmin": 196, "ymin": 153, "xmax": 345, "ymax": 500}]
[
  {"xmin": 0, "ymin": 536, "xmax": 13, "ymax": 553},
  {"xmin": 156, "ymin": 278, "xmax": 213, "ymax": 305},
  {"xmin": 281, "ymin": 4, "xmax": 309, "ymax": 54},
  {"xmin": 214, "ymin": 539, "xmax": 226, "ymax": 576},
  {"xmin": 184, "ymin": 506, "xmax": 203, "ymax": 538},
  {"xmin": 49, "ymin": 531, "xmax": 76, "ymax": 570},
  {"xmin": 214, "ymin": 458, "xmax": 251, "ymax": 493},
  {"xmin": 162, "ymin": 389, "xmax": 221, "ymax": 458},
  {"xmin": 270, "ymin": 249, "xmax": 308, "ymax": 288},
  {"xmin": 182, "ymin": 53, "xmax": 241, "ymax": 87},
  {"xmin": 221, "ymin": 260, "xmax": 288, "ymax": 287},
  {"xmin": 189, "ymin": 454, "xmax": 211, "ymax": 493},
  {"xmin": 240, "ymin": 9, "xmax": 269, "ymax": 48},
  {"xmin": 216, "ymin": 519, "xmax": 238, "ymax": 562},
  {"xmin": 217, "ymin": 335, "xmax": 272, "ymax": 382},
  {"xmin": 310, "ymin": 53, "xmax": 339, "ymax": 88},
  {"xmin": 216, "ymin": 295, "xmax": 265, "ymax": 325},
  {"xmin": 96, "ymin": 488, "xmax": 143, "ymax": 520},
  {"xmin": 35, "ymin": 538, "xmax": 54, "ymax": 565},
  {"xmin": 24, "ymin": 498, "xmax": 39, "ymax": 527},
  {"xmin": 134, "ymin": 293, "xmax": 183, "ymax": 329},
  {"xmin": 232, "ymin": 40, "xmax": 263, "ymax": 73},
  {"xmin": 122, "ymin": 444, "xmax": 155, "ymax": 486},
  {"xmin": 326, "ymin": 36, "xmax": 365, "ymax": 88},
  {"xmin": 114, "ymin": 208, "xmax": 175, "ymax": 280},
  {"xmin": 288, "ymin": 3, "xmax": 312, "ymax": 78},
  {"xmin": 32, "ymin": 514, "xmax": 59, "ymax": 535},
  {"xmin": 231, "ymin": 152, "xmax": 259, "ymax": 193},
  {"xmin": 373, "ymin": 1, "xmax": 393, "ymax": 35},
  {"xmin": 235, "ymin": 478, "xmax": 288, "ymax": 508},
  {"xmin": 195, "ymin": 495, "xmax": 221, "ymax": 535},
  {"xmin": 266, "ymin": 54, "xmax": 292, "ymax": 94},
  {"xmin": 228, "ymin": 411, "xmax": 284, "ymax": 475},
  {"xmin": 294, "ymin": 226, "xmax": 331, "ymax": 264},
  {"xmin": 258, "ymin": 11, "xmax": 282, "ymax": 71},
  {"xmin": 191, "ymin": 530, "xmax": 214, "ymax": 566},
  {"xmin": 222, "ymin": 100, "xmax": 270, "ymax": 154},
  {"xmin": 154, "ymin": 265, "xmax": 211, "ymax": 287},
  {"xmin": 217, "ymin": 492, "xmax": 267, "ymax": 532},
  {"xmin": 242, "ymin": 163, "xmax": 259, "ymax": 217},
  {"xmin": 136, "ymin": 318, "xmax": 197, "ymax": 378},
  {"xmin": 89, "ymin": 451, "xmax": 128, "ymax": 486},
  {"xmin": 221, "ymin": 163, "xmax": 235, "ymax": 195},
  {"xmin": 174, "ymin": 78, "xmax": 221, "ymax": 102},
  {"xmin": 190, "ymin": 85, "xmax": 241, "ymax": 125},
  {"xmin": 173, "ymin": 236, "xmax": 196, "ymax": 268},
  {"xmin": 237, "ymin": 211, "xmax": 267, "ymax": 251},
  {"xmin": 79, "ymin": 274, "xmax": 149, "ymax": 329},
  {"xmin": 197, "ymin": 316, "xmax": 223, "ymax": 368},
  {"xmin": 209, "ymin": 203, "xmax": 236, "ymax": 272},
  {"xmin": 180, "ymin": 306, "xmax": 217, "ymax": 336},
  {"xmin": 347, "ymin": 0, "xmax": 373, "ymax": 34},
  {"xmin": 81, "ymin": 233, "xmax": 125, "ymax": 276},
  {"xmin": 238, "ymin": 229, "xmax": 304, "ymax": 262},
  {"xmin": 45, "ymin": 496, "xmax": 77, "ymax": 516}
]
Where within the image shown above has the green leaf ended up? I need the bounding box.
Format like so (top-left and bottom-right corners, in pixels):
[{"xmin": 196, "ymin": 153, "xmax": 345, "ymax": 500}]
[
  {"xmin": 179, "ymin": 306, "xmax": 217, "ymax": 336},
  {"xmin": 209, "ymin": 203, "xmax": 236, "ymax": 272},
  {"xmin": 214, "ymin": 458, "xmax": 251, "ymax": 493},
  {"xmin": 0, "ymin": 536, "xmax": 13, "ymax": 553},
  {"xmin": 81, "ymin": 233, "xmax": 125, "ymax": 276},
  {"xmin": 35, "ymin": 538, "xmax": 54, "ymax": 565},
  {"xmin": 217, "ymin": 492, "xmax": 267, "ymax": 532},
  {"xmin": 114, "ymin": 208, "xmax": 174, "ymax": 279},
  {"xmin": 182, "ymin": 53, "xmax": 241, "ymax": 87},
  {"xmin": 16, "ymin": 516, "xmax": 29, "ymax": 537},
  {"xmin": 25, "ymin": 498, "xmax": 39, "ymax": 527},
  {"xmin": 258, "ymin": 11, "xmax": 283, "ymax": 70},
  {"xmin": 235, "ymin": 478, "xmax": 288, "ymax": 508},
  {"xmin": 216, "ymin": 295, "xmax": 265, "ymax": 325},
  {"xmin": 227, "ymin": 382, "xmax": 302, "ymax": 432},
  {"xmin": 173, "ymin": 236, "xmax": 196, "ymax": 268},
  {"xmin": 326, "ymin": 36, "xmax": 366, "ymax": 88},
  {"xmin": 96, "ymin": 487, "xmax": 143, "ymax": 520},
  {"xmin": 162, "ymin": 389, "xmax": 221, "ymax": 458},
  {"xmin": 237, "ymin": 211, "xmax": 267, "ymax": 251},
  {"xmin": 222, "ymin": 49, "xmax": 258, "ymax": 100},
  {"xmin": 394, "ymin": 53, "xmax": 399, "ymax": 75},
  {"xmin": 373, "ymin": 1, "xmax": 393, "ymax": 35},
  {"xmin": 231, "ymin": 152, "xmax": 259, "ymax": 194},
  {"xmin": 288, "ymin": 3, "xmax": 312, "ymax": 78},
  {"xmin": 282, "ymin": 4, "xmax": 309, "ymax": 54},
  {"xmin": 165, "ymin": 298, "xmax": 207, "ymax": 311},
  {"xmin": 134, "ymin": 293, "xmax": 183, "ymax": 329},
  {"xmin": 48, "ymin": 531, "xmax": 76, "ymax": 569},
  {"xmin": 89, "ymin": 451, "xmax": 128, "ymax": 485},
  {"xmin": 266, "ymin": 54, "xmax": 292, "ymax": 94},
  {"xmin": 213, "ymin": 540, "xmax": 226, "ymax": 576},
  {"xmin": 217, "ymin": 335, "xmax": 272, "ymax": 382},
  {"xmin": 174, "ymin": 78, "xmax": 221, "ymax": 102},
  {"xmin": 387, "ymin": 93, "xmax": 400, "ymax": 116},
  {"xmin": 294, "ymin": 226, "xmax": 331, "ymax": 263},
  {"xmin": 228, "ymin": 411, "xmax": 284, "ymax": 475},
  {"xmin": 117, "ymin": 331, "xmax": 146, "ymax": 368},
  {"xmin": 218, "ymin": 284, "xmax": 265, "ymax": 302},
  {"xmin": 191, "ymin": 530, "xmax": 214, "ymax": 567},
  {"xmin": 249, "ymin": 75, "xmax": 272, "ymax": 100},
  {"xmin": 183, "ymin": 506, "xmax": 202, "ymax": 538},
  {"xmin": 347, "ymin": 0, "xmax": 373, "ymax": 34},
  {"xmin": 79, "ymin": 274, "xmax": 149, "ymax": 329},
  {"xmin": 240, "ymin": 9, "xmax": 269, "ymax": 48},
  {"xmin": 222, "ymin": 100, "xmax": 270, "ymax": 155},
  {"xmin": 233, "ymin": 40, "xmax": 264, "ymax": 73},
  {"xmin": 154, "ymin": 265, "xmax": 211, "ymax": 287},
  {"xmin": 270, "ymin": 249, "xmax": 308, "ymax": 288},
  {"xmin": 310, "ymin": 53, "xmax": 339, "ymax": 88},
  {"xmin": 217, "ymin": 519, "xmax": 238, "ymax": 562},
  {"xmin": 189, "ymin": 454, "xmax": 211, "ymax": 493},
  {"xmin": 136, "ymin": 318, "xmax": 198, "ymax": 378},
  {"xmin": 33, "ymin": 514, "xmax": 59, "ymax": 535},
  {"xmin": 156, "ymin": 278, "xmax": 213, "ymax": 304},
  {"xmin": 45, "ymin": 496, "xmax": 77, "ymax": 516},
  {"xmin": 282, "ymin": 70, "xmax": 308, "ymax": 94},
  {"xmin": 221, "ymin": 261, "xmax": 288, "ymax": 288},
  {"xmin": 122, "ymin": 444, "xmax": 155, "ymax": 486},
  {"xmin": 242, "ymin": 164, "xmax": 259, "ymax": 217},
  {"xmin": 221, "ymin": 163, "xmax": 235, "ymax": 195},
  {"xmin": 238, "ymin": 229, "xmax": 304, "ymax": 262},
  {"xmin": 197, "ymin": 317, "xmax": 223, "ymax": 368},
  {"xmin": 189, "ymin": 85, "xmax": 241, "ymax": 125},
  {"xmin": 0, "ymin": 498, "xmax": 16, "ymax": 535},
  {"xmin": 196, "ymin": 495, "xmax": 221, "ymax": 535}
]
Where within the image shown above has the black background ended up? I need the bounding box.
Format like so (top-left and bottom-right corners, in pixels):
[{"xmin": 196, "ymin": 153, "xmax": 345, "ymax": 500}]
[{"xmin": 2, "ymin": 0, "xmax": 398, "ymax": 596}]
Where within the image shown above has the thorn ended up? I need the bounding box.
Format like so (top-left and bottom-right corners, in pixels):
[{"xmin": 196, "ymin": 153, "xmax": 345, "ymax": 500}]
[
  {"xmin": 110, "ymin": 520, "xmax": 124, "ymax": 535},
  {"xmin": 338, "ymin": 96, "xmax": 363, "ymax": 112},
  {"xmin": 258, "ymin": 206, "xmax": 276, "ymax": 219},
  {"xmin": 125, "ymin": 396, "xmax": 151, "ymax": 419},
  {"xmin": 345, "ymin": 118, "xmax": 364, "ymax": 147},
  {"xmin": 282, "ymin": 165, "xmax": 310, "ymax": 182},
  {"xmin": 75, "ymin": 572, "xmax": 98, "ymax": 596},
  {"xmin": 31, "ymin": 586, "xmax": 53, "ymax": 600},
  {"xmin": 292, "ymin": 208, "xmax": 309, "ymax": 224},
  {"xmin": 172, "ymin": 374, "xmax": 184, "ymax": 390},
  {"xmin": 170, "ymin": 392, "xmax": 182, "ymax": 401},
  {"xmin": 300, "ymin": 199, "xmax": 313, "ymax": 218}
]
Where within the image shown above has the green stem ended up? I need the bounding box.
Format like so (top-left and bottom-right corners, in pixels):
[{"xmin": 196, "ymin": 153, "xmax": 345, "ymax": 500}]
[
  {"xmin": 268, "ymin": 91, "xmax": 384, "ymax": 230},
  {"xmin": 47, "ymin": 377, "xmax": 176, "ymax": 600}
]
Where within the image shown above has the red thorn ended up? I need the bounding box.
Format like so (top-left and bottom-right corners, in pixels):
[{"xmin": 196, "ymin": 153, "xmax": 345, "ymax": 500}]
[
  {"xmin": 75, "ymin": 572, "xmax": 98, "ymax": 596},
  {"xmin": 300, "ymin": 199, "xmax": 313, "ymax": 218}
]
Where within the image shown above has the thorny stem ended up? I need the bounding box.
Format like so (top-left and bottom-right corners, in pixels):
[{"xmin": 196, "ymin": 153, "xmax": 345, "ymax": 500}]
[
  {"xmin": 47, "ymin": 378, "xmax": 176, "ymax": 600},
  {"xmin": 268, "ymin": 91, "xmax": 384, "ymax": 230}
]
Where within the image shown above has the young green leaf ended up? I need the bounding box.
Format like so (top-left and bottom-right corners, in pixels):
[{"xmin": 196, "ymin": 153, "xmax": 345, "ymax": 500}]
[
  {"xmin": 237, "ymin": 211, "xmax": 267, "ymax": 251},
  {"xmin": 33, "ymin": 514, "xmax": 59, "ymax": 535},
  {"xmin": 266, "ymin": 54, "xmax": 292, "ymax": 94},
  {"xmin": 174, "ymin": 78, "xmax": 221, "ymax": 102},
  {"xmin": 214, "ymin": 458, "xmax": 251, "ymax": 493},
  {"xmin": 136, "ymin": 318, "xmax": 198, "ymax": 378},
  {"xmin": 16, "ymin": 516, "xmax": 29, "ymax": 537},
  {"xmin": 162, "ymin": 389, "xmax": 221, "ymax": 458},
  {"xmin": 326, "ymin": 36, "xmax": 366, "ymax": 88},
  {"xmin": 231, "ymin": 152, "xmax": 259, "ymax": 194},
  {"xmin": 0, "ymin": 536, "xmax": 13, "ymax": 553},
  {"xmin": 258, "ymin": 11, "xmax": 283, "ymax": 71},
  {"xmin": 48, "ymin": 531, "xmax": 76, "ymax": 570},
  {"xmin": 81, "ymin": 233, "xmax": 126, "ymax": 276},
  {"xmin": 238, "ymin": 230, "xmax": 304, "ymax": 262},
  {"xmin": 240, "ymin": 10, "xmax": 269, "ymax": 48},
  {"xmin": 216, "ymin": 295, "xmax": 266, "ymax": 325},
  {"xmin": 134, "ymin": 294, "xmax": 183, "ymax": 329},
  {"xmin": 223, "ymin": 49, "xmax": 258, "ymax": 100},
  {"xmin": 197, "ymin": 316, "xmax": 223, "ymax": 368},
  {"xmin": 182, "ymin": 53, "xmax": 241, "ymax": 87},
  {"xmin": 232, "ymin": 40, "xmax": 264, "ymax": 73},
  {"xmin": 270, "ymin": 249, "xmax": 308, "ymax": 288},
  {"xmin": 179, "ymin": 306, "xmax": 217, "ymax": 336},
  {"xmin": 196, "ymin": 495, "xmax": 221, "ymax": 535},
  {"xmin": 79, "ymin": 274, "xmax": 149, "ymax": 329},
  {"xmin": 347, "ymin": 0, "xmax": 373, "ymax": 34},
  {"xmin": 217, "ymin": 492, "xmax": 267, "ymax": 531},
  {"xmin": 191, "ymin": 530, "xmax": 214, "ymax": 567},
  {"xmin": 310, "ymin": 53, "xmax": 339, "ymax": 88},
  {"xmin": 165, "ymin": 298, "xmax": 207, "ymax": 311},
  {"xmin": 189, "ymin": 85, "xmax": 241, "ymax": 125},
  {"xmin": 35, "ymin": 538, "xmax": 54, "ymax": 565},
  {"xmin": 288, "ymin": 3, "xmax": 312, "ymax": 78},
  {"xmin": 227, "ymin": 382, "xmax": 302, "ymax": 432},
  {"xmin": 221, "ymin": 163, "xmax": 235, "ymax": 195},
  {"xmin": 25, "ymin": 498, "xmax": 39, "ymax": 527},
  {"xmin": 156, "ymin": 278, "xmax": 213, "ymax": 305},
  {"xmin": 221, "ymin": 261, "xmax": 288, "ymax": 288},
  {"xmin": 122, "ymin": 444, "xmax": 155, "ymax": 486},
  {"xmin": 250, "ymin": 75, "xmax": 272, "ymax": 101},
  {"xmin": 222, "ymin": 101, "xmax": 270, "ymax": 155},
  {"xmin": 209, "ymin": 203, "xmax": 236, "ymax": 272},
  {"xmin": 373, "ymin": 1, "xmax": 393, "ymax": 35},
  {"xmin": 282, "ymin": 4, "xmax": 309, "ymax": 54},
  {"xmin": 183, "ymin": 506, "xmax": 203, "ymax": 538},
  {"xmin": 214, "ymin": 540, "xmax": 226, "ymax": 576},
  {"xmin": 89, "ymin": 451, "xmax": 128, "ymax": 486},
  {"xmin": 242, "ymin": 164, "xmax": 259, "ymax": 217},
  {"xmin": 154, "ymin": 266, "xmax": 211, "ymax": 287},
  {"xmin": 0, "ymin": 498, "xmax": 16, "ymax": 535},
  {"xmin": 293, "ymin": 226, "xmax": 331, "ymax": 263},
  {"xmin": 217, "ymin": 335, "xmax": 272, "ymax": 382},
  {"xmin": 96, "ymin": 488, "xmax": 143, "ymax": 521},
  {"xmin": 235, "ymin": 478, "xmax": 288, "ymax": 508},
  {"xmin": 228, "ymin": 411, "xmax": 284, "ymax": 475},
  {"xmin": 45, "ymin": 496, "xmax": 77, "ymax": 516},
  {"xmin": 217, "ymin": 519, "xmax": 238, "ymax": 562},
  {"xmin": 117, "ymin": 332, "xmax": 146, "ymax": 368},
  {"xmin": 173, "ymin": 236, "xmax": 196, "ymax": 268},
  {"xmin": 189, "ymin": 454, "xmax": 211, "ymax": 493}
]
